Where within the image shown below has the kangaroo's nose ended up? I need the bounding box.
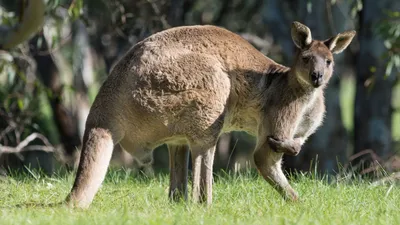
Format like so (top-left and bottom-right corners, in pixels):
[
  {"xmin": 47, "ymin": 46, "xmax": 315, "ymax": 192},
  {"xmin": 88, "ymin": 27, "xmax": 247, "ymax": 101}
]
[{"xmin": 310, "ymin": 72, "xmax": 323, "ymax": 87}]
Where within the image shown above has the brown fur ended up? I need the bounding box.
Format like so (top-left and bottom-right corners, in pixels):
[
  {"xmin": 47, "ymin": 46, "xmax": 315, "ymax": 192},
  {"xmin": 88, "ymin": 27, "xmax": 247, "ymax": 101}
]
[{"xmin": 66, "ymin": 22, "xmax": 355, "ymax": 208}]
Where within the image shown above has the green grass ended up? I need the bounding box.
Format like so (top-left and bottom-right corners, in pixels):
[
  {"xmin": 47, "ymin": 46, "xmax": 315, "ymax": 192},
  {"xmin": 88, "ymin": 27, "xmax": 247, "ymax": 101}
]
[{"xmin": 1, "ymin": 170, "xmax": 399, "ymax": 225}]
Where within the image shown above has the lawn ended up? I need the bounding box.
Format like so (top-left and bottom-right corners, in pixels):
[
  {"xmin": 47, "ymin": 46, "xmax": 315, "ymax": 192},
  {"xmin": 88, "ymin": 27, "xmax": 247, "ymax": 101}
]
[{"xmin": 0, "ymin": 169, "xmax": 399, "ymax": 225}]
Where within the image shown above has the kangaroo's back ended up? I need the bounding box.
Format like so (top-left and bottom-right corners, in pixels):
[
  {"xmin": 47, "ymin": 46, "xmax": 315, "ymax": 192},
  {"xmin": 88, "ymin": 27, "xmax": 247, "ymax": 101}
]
[{"xmin": 113, "ymin": 25, "xmax": 281, "ymax": 79}]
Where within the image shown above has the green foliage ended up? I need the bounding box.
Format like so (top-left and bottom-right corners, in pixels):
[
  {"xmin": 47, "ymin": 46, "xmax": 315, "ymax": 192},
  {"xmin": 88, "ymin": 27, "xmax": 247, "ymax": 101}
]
[
  {"xmin": 375, "ymin": 10, "xmax": 400, "ymax": 77},
  {"xmin": 350, "ymin": 0, "xmax": 363, "ymax": 19},
  {"xmin": 46, "ymin": 0, "xmax": 61, "ymax": 10},
  {"xmin": 0, "ymin": 0, "xmax": 85, "ymax": 147},
  {"xmin": 0, "ymin": 171, "xmax": 399, "ymax": 225},
  {"xmin": 46, "ymin": 0, "xmax": 70, "ymax": 11},
  {"xmin": 68, "ymin": 0, "xmax": 83, "ymax": 21},
  {"xmin": 0, "ymin": 5, "xmax": 18, "ymax": 26}
]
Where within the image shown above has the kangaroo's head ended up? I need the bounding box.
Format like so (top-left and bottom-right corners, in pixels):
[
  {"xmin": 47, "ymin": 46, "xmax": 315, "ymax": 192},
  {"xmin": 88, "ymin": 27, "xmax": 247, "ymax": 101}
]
[{"xmin": 291, "ymin": 21, "xmax": 356, "ymax": 88}]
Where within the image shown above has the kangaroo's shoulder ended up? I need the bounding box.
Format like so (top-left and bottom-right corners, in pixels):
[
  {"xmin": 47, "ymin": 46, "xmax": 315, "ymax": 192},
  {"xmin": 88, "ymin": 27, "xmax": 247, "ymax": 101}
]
[
  {"xmin": 264, "ymin": 63, "xmax": 291, "ymax": 75},
  {"xmin": 261, "ymin": 63, "xmax": 291, "ymax": 89}
]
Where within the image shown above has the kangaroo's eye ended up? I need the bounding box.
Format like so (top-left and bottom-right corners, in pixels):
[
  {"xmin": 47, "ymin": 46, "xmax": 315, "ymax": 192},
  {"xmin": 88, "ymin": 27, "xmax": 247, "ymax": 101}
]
[
  {"xmin": 326, "ymin": 59, "xmax": 332, "ymax": 66},
  {"xmin": 302, "ymin": 57, "xmax": 310, "ymax": 64}
]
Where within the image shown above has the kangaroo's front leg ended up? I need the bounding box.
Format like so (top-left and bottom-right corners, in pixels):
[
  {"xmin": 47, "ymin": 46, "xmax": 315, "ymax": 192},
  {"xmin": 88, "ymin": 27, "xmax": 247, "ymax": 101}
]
[
  {"xmin": 267, "ymin": 136, "xmax": 303, "ymax": 156},
  {"xmin": 256, "ymin": 96, "xmax": 307, "ymax": 199},
  {"xmin": 254, "ymin": 140, "xmax": 298, "ymax": 201},
  {"xmin": 191, "ymin": 145, "xmax": 216, "ymax": 204}
]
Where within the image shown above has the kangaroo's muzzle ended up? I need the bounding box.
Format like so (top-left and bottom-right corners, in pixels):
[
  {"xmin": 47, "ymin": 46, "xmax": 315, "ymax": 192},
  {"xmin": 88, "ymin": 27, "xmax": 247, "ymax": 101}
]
[{"xmin": 310, "ymin": 72, "xmax": 323, "ymax": 87}]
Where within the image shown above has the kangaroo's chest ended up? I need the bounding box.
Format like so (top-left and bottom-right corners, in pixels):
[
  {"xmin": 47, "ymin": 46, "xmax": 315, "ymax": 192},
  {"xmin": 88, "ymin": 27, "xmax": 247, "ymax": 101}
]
[
  {"xmin": 295, "ymin": 110, "xmax": 316, "ymax": 136},
  {"xmin": 294, "ymin": 97, "xmax": 324, "ymax": 138}
]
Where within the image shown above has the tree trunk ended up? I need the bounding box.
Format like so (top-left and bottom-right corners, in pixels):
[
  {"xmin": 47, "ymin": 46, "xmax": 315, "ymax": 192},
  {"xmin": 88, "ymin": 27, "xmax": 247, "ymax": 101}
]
[
  {"xmin": 262, "ymin": 0, "xmax": 295, "ymax": 64},
  {"xmin": 167, "ymin": 0, "xmax": 188, "ymax": 27},
  {"xmin": 72, "ymin": 20, "xmax": 93, "ymax": 139},
  {"xmin": 29, "ymin": 34, "xmax": 81, "ymax": 162},
  {"xmin": 354, "ymin": 0, "xmax": 399, "ymax": 165}
]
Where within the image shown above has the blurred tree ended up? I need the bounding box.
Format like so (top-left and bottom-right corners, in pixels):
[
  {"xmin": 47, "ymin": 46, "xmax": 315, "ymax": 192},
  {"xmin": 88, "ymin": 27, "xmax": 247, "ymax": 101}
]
[
  {"xmin": 0, "ymin": 0, "xmax": 56, "ymax": 174},
  {"xmin": 167, "ymin": 0, "xmax": 192, "ymax": 26},
  {"xmin": 0, "ymin": 0, "xmax": 45, "ymax": 49},
  {"xmin": 29, "ymin": 33, "xmax": 82, "ymax": 166},
  {"xmin": 0, "ymin": 52, "xmax": 55, "ymax": 175},
  {"xmin": 354, "ymin": 0, "xmax": 400, "ymax": 168},
  {"xmin": 0, "ymin": 0, "xmax": 86, "ymax": 172},
  {"xmin": 71, "ymin": 19, "xmax": 93, "ymax": 139}
]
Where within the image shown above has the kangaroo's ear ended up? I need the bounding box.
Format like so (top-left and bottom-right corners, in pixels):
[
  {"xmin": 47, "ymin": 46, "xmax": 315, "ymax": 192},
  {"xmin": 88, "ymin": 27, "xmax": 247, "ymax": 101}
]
[
  {"xmin": 291, "ymin": 21, "xmax": 312, "ymax": 49},
  {"xmin": 324, "ymin": 30, "xmax": 356, "ymax": 54}
]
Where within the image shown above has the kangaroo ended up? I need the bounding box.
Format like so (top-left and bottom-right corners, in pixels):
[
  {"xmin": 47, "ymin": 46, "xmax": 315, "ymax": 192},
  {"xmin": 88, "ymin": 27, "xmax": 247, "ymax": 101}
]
[
  {"xmin": 65, "ymin": 22, "xmax": 355, "ymax": 208},
  {"xmin": 265, "ymin": 23, "xmax": 355, "ymax": 157}
]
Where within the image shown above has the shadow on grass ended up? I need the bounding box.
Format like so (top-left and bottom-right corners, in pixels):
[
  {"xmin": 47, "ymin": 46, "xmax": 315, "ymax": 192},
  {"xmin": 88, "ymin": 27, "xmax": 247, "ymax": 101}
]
[
  {"xmin": 2, "ymin": 166, "xmax": 72, "ymax": 182},
  {"xmin": 0, "ymin": 201, "xmax": 67, "ymax": 209}
]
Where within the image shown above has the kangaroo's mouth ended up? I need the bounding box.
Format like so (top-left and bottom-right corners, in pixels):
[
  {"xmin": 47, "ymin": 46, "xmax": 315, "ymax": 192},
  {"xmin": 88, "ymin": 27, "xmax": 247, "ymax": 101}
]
[
  {"xmin": 312, "ymin": 80, "xmax": 323, "ymax": 88},
  {"xmin": 311, "ymin": 74, "xmax": 323, "ymax": 87}
]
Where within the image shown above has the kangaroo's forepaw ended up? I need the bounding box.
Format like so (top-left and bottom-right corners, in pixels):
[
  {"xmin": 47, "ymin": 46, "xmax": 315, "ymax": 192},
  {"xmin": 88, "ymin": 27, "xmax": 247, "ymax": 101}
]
[
  {"xmin": 64, "ymin": 194, "xmax": 92, "ymax": 209},
  {"xmin": 267, "ymin": 136, "xmax": 301, "ymax": 156}
]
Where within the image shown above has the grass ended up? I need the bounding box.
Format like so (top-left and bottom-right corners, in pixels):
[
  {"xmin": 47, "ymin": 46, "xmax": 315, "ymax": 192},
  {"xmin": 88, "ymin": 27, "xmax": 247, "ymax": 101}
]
[{"xmin": 0, "ymin": 169, "xmax": 399, "ymax": 225}]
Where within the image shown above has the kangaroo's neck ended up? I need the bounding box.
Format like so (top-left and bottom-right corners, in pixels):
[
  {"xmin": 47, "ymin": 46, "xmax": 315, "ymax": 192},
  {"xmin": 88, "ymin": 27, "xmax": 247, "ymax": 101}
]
[{"xmin": 287, "ymin": 69, "xmax": 321, "ymax": 98}]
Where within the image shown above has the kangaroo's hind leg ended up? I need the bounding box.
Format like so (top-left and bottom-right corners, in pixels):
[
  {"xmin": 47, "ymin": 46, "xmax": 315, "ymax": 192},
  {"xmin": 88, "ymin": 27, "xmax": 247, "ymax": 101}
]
[
  {"xmin": 168, "ymin": 144, "xmax": 190, "ymax": 202},
  {"xmin": 191, "ymin": 143, "xmax": 216, "ymax": 205},
  {"xmin": 66, "ymin": 123, "xmax": 123, "ymax": 208}
]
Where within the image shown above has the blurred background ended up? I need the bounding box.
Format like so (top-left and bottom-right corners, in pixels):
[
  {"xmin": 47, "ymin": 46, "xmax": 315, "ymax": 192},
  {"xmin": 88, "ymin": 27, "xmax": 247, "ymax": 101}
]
[{"xmin": 0, "ymin": 0, "xmax": 399, "ymax": 179}]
